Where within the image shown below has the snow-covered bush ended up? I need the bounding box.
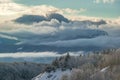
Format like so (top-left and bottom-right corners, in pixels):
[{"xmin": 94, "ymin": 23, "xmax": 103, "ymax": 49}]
[
  {"xmin": 0, "ymin": 62, "xmax": 46, "ymax": 80},
  {"xmin": 61, "ymin": 49, "xmax": 120, "ymax": 80}
]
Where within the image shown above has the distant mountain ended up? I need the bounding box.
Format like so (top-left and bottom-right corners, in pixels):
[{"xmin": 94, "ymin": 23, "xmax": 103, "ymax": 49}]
[
  {"xmin": 14, "ymin": 15, "xmax": 46, "ymax": 24},
  {"xmin": 72, "ymin": 19, "xmax": 107, "ymax": 28},
  {"xmin": 47, "ymin": 13, "xmax": 70, "ymax": 23},
  {"xmin": 14, "ymin": 13, "xmax": 70, "ymax": 24}
]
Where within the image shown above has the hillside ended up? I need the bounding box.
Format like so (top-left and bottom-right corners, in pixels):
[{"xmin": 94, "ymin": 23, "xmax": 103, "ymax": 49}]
[
  {"xmin": 32, "ymin": 69, "xmax": 71, "ymax": 80},
  {"xmin": 32, "ymin": 49, "xmax": 120, "ymax": 80}
]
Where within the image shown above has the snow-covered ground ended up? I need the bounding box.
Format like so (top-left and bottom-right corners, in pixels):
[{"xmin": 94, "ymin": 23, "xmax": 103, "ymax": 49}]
[
  {"xmin": 32, "ymin": 69, "xmax": 71, "ymax": 80},
  {"xmin": 32, "ymin": 67, "xmax": 110, "ymax": 80}
]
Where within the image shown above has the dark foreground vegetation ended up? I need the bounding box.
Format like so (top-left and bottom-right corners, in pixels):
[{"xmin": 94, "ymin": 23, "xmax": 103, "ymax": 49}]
[
  {"xmin": 0, "ymin": 48, "xmax": 120, "ymax": 80},
  {"xmin": 0, "ymin": 62, "xmax": 47, "ymax": 80}
]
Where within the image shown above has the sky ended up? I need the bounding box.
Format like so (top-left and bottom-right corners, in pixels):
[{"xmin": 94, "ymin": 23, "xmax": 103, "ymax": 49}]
[
  {"xmin": 0, "ymin": 0, "xmax": 119, "ymax": 18},
  {"xmin": 12, "ymin": 0, "xmax": 120, "ymax": 18}
]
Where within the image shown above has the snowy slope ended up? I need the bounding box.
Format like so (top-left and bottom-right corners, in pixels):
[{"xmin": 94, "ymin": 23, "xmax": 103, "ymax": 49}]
[{"xmin": 32, "ymin": 69, "xmax": 71, "ymax": 80}]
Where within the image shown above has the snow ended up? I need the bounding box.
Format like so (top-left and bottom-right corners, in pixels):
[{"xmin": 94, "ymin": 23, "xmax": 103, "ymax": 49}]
[
  {"xmin": 32, "ymin": 69, "xmax": 71, "ymax": 80},
  {"xmin": 90, "ymin": 66, "xmax": 110, "ymax": 78},
  {"xmin": 100, "ymin": 66, "xmax": 109, "ymax": 72}
]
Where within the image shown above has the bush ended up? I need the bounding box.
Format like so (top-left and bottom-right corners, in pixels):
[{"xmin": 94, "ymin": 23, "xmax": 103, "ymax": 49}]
[
  {"xmin": 0, "ymin": 62, "xmax": 46, "ymax": 80},
  {"xmin": 60, "ymin": 49, "xmax": 120, "ymax": 80},
  {"xmin": 99, "ymin": 49, "xmax": 120, "ymax": 68}
]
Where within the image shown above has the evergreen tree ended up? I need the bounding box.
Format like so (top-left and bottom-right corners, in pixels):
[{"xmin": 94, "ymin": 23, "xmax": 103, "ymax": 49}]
[{"xmin": 52, "ymin": 58, "xmax": 59, "ymax": 68}]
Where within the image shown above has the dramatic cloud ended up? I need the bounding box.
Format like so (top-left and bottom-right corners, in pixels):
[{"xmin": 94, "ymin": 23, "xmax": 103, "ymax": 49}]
[
  {"xmin": 42, "ymin": 36, "xmax": 120, "ymax": 49},
  {"xmin": 0, "ymin": 0, "xmax": 27, "ymax": 15},
  {"xmin": 0, "ymin": 13, "xmax": 120, "ymax": 53},
  {"xmin": 0, "ymin": 0, "xmax": 120, "ymax": 54},
  {"xmin": 0, "ymin": 0, "xmax": 86, "ymax": 17}
]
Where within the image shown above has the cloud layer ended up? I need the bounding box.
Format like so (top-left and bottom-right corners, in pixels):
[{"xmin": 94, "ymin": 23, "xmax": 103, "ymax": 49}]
[
  {"xmin": 0, "ymin": 0, "xmax": 120, "ymax": 55},
  {"xmin": 0, "ymin": 13, "xmax": 120, "ymax": 53}
]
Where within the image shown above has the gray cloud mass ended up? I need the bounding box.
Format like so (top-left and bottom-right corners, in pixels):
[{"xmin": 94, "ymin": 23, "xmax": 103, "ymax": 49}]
[{"xmin": 0, "ymin": 13, "xmax": 120, "ymax": 53}]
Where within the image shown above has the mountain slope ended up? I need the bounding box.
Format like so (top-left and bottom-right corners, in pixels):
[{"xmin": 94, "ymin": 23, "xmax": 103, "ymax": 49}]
[
  {"xmin": 14, "ymin": 13, "xmax": 70, "ymax": 24},
  {"xmin": 32, "ymin": 69, "xmax": 71, "ymax": 80}
]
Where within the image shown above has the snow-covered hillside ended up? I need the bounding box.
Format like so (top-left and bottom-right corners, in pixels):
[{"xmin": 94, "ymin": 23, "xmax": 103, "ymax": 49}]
[
  {"xmin": 32, "ymin": 69, "xmax": 71, "ymax": 80},
  {"xmin": 32, "ymin": 67, "xmax": 110, "ymax": 80}
]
